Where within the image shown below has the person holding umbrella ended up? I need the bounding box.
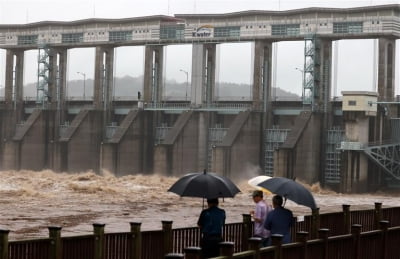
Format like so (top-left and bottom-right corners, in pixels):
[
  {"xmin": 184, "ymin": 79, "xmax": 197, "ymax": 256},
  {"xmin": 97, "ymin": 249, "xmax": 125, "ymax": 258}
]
[
  {"xmin": 197, "ymin": 198, "xmax": 226, "ymax": 258},
  {"xmin": 250, "ymin": 190, "xmax": 272, "ymax": 247},
  {"xmin": 264, "ymin": 195, "xmax": 293, "ymax": 245}
]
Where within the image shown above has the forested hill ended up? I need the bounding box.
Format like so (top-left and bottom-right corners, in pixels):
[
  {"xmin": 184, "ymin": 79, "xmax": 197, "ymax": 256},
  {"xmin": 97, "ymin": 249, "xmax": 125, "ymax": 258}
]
[{"xmin": 0, "ymin": 75, "xmax": 300, "ymax": 99}]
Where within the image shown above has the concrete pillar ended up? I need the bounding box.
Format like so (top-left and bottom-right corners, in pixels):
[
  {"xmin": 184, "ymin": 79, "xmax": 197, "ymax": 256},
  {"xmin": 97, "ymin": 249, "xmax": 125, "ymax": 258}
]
[
  {"xmin": 378, "ymin": 38, "xmax": 396, "ymax": 101},
  {"xmin": 205, "ymin": 44, "xmax": 216, "ymax": 105},
  {"xmin": 57, "ymin": 49, "xmax": 68, "ymax": 124},
  {"xmin": 14, "ymin": 50, "xmax": 24, "ymax": 122},
  {"xmin": 143, "ymin": 45, "xmax": 164, "ymax": 104},
  {"xmin": 51, "ymin": 48, "xmax": 68, "ymax": 172},
  {"xmin": 153, "ymin": 145, "xmax": 169, "ymax": 174},
  {"xmin": 4, "ymin": 50, "xmax": 14, "ymax": 108},
  {"xmin": 94, "ymin": 46, "xmax": 114, "ymax": 115},
  {"xmin": 191, "ymin": 44, "xmax": 216, "ymax": 106},
  {"xmin": 1, "ymin": 49, "xmax": 24, "ymax": 170},
  {"xmin": 343, "ymin": 117, "xmax": 370, "ymax": 192},
  {"xmin": 100, "ymin": 143, "xmax": 116, "ymax": 174},
  {"xmin": 47, "ymin": 49, "xmax": 57, "ymax": 109},
  {"xmin": 197, "ymin": 112, "xmax": 209, "ymax": 171},
  {"xmin": 4, "ymin": 50, "xmax": 24, "ymax": 121},
  {"xmin": 252, "ymin": 41, "xmax": 273, "ymax": 117},
  {"xmin": 376, "ymin": 38, "xmax": 396, "ymax": 145},
  {"xmin": 316, "ymin": 40, "xmax": 333, "ymax": 186},
  {"xmin": 316, "ymin": 40, "xmax": 332, "ymax": 113}
]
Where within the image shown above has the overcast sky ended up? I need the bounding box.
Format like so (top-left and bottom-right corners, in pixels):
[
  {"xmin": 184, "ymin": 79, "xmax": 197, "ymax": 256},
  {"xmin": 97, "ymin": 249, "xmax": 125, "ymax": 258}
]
[{"xmin": 0, "ymin": 0, "xmax": 399, "ymax": 97}]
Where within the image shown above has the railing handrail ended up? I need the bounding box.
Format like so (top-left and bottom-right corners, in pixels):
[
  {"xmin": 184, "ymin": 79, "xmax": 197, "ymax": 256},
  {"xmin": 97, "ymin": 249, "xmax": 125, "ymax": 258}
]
[{"xmin": 2, "ymin": 205, "xmax": 400, "ymax": 259}]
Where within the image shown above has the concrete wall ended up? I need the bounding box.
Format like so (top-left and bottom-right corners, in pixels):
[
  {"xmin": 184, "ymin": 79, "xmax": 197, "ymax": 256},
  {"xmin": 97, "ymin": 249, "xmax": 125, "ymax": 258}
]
[
  {"xmin": 213, "ymin": 111, "xmax": 262, "ymax": 179},
  {"xmin": 18, "ymin": 111, "xmax": 49, "ymax": 171},
  {"xmin": 153, "ymin": 111, "xmax": 200, "ymax": 176},
  {"xmin": 294, "ymin": 114, "xmax": 322, "ymax": 183},
  {"xmin": 226, "ymin": 113, "xmax": 262, "ymax": 179},
  {"xmin": 115, "ymin": 111, "xmax": 148, "ymax": 175},
  {"xmin": 63, "ymin": 110, "xmax": 103, "ymax": 173},
  {"xmin": 274, "ymin": 112, "xmax": 321, "ymax": 183},
  {"xmin": 169, "ymin": 113, "xmax": 201, "ymax": 176}
]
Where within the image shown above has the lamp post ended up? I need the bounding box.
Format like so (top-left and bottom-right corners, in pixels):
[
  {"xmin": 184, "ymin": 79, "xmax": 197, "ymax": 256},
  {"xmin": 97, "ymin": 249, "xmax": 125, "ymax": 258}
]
[
  {"xmin": 179, "ymin": 69, "xmax": 189, "ymax": 102},
  {"xmin": 77, "ymin": 72, "xmax": 86, "ymax": 100}
]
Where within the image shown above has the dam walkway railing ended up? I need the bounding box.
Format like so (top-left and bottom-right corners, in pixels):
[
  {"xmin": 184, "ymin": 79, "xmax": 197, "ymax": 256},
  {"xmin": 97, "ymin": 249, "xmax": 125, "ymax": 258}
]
[{"xmin": 0, "ymin": 203, "xmax": 400, "ymax": 259}]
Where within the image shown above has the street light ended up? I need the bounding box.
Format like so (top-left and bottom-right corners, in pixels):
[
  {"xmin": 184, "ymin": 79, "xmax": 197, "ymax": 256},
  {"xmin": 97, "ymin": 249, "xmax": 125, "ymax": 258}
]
[
  {"xmin": 179, "ymin": 69, "xmax": 189, "ymax": 102},
  {"xmin": 77, "ymin": 72, "xmax": 86, "ymax": 100}
]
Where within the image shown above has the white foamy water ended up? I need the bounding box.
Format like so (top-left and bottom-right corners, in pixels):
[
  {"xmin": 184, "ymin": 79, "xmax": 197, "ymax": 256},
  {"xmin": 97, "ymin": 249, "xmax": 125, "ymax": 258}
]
[{"xmin": 0, "ymin": 169, "xmax": 399, "ymax": 240}]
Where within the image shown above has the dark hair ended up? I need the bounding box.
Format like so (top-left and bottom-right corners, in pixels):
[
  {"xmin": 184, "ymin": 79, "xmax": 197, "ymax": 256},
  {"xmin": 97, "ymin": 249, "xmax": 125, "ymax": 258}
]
[
  {"xmin": 272, "ymin": 195, "xmax": 283, "ymax": 206},
  {"xmin": 252, "ymin": 190, "xmax": 263, "ymax": 198},
  {"xmin": 207, "ymin": 198, "xmax": 219, "ymax": 205}
]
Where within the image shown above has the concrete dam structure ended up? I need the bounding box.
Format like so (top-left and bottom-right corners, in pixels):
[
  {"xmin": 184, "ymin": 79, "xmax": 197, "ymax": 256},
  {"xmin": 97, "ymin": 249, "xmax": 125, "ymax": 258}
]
[{"xmin": 0, "ymin": 4, "xmax": 399, "ymax": 193}]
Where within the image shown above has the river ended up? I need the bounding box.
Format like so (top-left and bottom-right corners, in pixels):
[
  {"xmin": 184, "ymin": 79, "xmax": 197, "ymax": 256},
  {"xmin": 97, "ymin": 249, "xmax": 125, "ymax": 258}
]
[{"xmin": 0, "ymin": 169, "xmax": 398, "ymax": 240}]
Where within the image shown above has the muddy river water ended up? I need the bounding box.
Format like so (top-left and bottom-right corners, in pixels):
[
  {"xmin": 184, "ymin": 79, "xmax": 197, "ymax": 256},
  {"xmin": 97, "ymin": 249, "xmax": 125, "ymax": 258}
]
[{"xmin": 0, "ymin": 170, "xmax": 398, "ymax": 241}]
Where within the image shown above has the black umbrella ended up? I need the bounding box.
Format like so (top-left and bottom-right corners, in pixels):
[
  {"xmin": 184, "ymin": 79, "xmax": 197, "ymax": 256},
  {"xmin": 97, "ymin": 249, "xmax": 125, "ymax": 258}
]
[
  {"xmin": 168, "ymin": 170, "xmax": 241, "ymax": 199},
  {"xmin": 257, "ymin": 177, "xmax": 317, "ymax": 209}
]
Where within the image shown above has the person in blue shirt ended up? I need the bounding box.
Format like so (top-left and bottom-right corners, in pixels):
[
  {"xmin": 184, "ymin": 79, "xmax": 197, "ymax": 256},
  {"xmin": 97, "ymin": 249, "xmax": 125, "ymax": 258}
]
[
  {"xmin": 197, "ymin": 198, "xmax": 226, "ymax": 258},
  {"xmin": 264, "ymin": 195, "xmax": 293, "ymax": 245}
]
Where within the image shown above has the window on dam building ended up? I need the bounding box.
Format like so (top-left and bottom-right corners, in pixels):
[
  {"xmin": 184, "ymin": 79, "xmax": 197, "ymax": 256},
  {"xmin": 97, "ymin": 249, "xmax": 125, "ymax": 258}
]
[
  {"xmin": 214, "ymin": 26, "xmax": 240, "ymax": 37},
  {"xmin": 109, "ymin": 31, "xmax": 132, "ymax": 42},
  {"xmin": 160, "ymin": 23, "xmax": 185, "ymax": 40},
  {"xmin": 18, "ymin": 35, "xmax": 38, "ymax": 45},
  {"xmin": 271, "ymin": 24, "xmax": 300, "ymax": 36},
  {"xmin": 62, "ymin": 33, "xmax": 84, "ymax": 43},
  {"xmin": 333, "ymin": 22, "xmax": 363, "ymax": 34}
]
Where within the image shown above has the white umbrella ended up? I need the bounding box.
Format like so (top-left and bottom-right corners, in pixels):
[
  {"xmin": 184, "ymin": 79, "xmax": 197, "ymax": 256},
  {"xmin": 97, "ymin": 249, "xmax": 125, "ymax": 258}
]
[{"xmin": 248, "ymin": 175, "xmax": 272, "ymax": 195}]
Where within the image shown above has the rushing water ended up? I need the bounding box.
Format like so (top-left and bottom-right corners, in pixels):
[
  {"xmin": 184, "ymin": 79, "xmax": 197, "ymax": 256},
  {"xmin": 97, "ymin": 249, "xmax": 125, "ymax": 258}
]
[{"xmin": 0, "ymin": 169, "xmax": 399, "ymax": 240}]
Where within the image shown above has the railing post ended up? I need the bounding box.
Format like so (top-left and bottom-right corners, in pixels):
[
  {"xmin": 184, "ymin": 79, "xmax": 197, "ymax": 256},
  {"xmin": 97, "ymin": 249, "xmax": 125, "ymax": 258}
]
[
  {"xmin": 93, "ymin": 223, "xmax": 105, "ymax": 259},
  {"xmin": 48, "ymin": 226, "xmax": 62, "ymax": 259},
  {"xmin": 162, "ymin": 220, "xmax": 173, "ymax": 256},
  {"xmin": 379, "ymin": 220, "xmax": 389, "ymax": 259},
  {"xmin": 0, "ymin": 229, "xmax": 10, "ymax": 259},
  {"xmin": 311, "ymin": 208, "xmax": 320, "ymax": 239},
  {"xmin": 342, "ymin": 204, "xmax": 351, "ymax": 234},
  {"xmin": 184, "ymin": 247, "xmax": 202, "ymax": 259},
  {"xmin": 248, "ymin": 237, "xmax": 262, "ymax": 258},
  {"xmin": 374, "ymin": 202, "xmax": 383, "ymax": 229},
  {"xmin": 351, "ymin": 224, "xmax": 362, "ymax": 259},
  {"xmin": 219, "ymin": 242, "xmax": 234, "ymax": 258},
  {"xmin": 242, "ymin": 214, "xmax": 252, "ymax": 251},
  {"xmin": 296, "ymin": 231, "xmax": 308, "ymax": 259},
  {"xmin": 130, "ymin": 222, "xmax": 142, "ymax": 259},
  {"xmin": 270, "ymin": 234, "xmax": 283, "ymax": 259},
  {"xmin": 318, "ymin": 229, "xmax": 330, "ymax": 259}
]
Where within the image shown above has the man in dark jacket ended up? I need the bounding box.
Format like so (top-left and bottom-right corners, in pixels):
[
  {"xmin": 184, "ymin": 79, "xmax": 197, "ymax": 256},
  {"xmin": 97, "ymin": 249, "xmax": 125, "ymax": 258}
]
[
  {"xmin": 264, "ymin": 195, "xmax": 293, "ymax": 245},
  {"xmin": 197, "ymin": 198, "xmax": 226, "ymax": 258}
]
